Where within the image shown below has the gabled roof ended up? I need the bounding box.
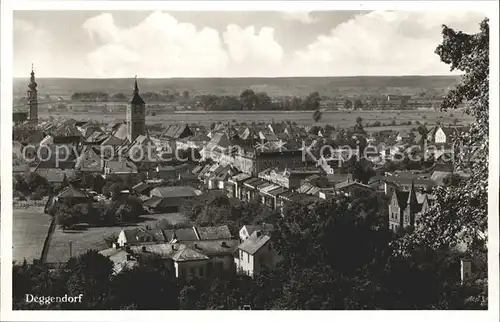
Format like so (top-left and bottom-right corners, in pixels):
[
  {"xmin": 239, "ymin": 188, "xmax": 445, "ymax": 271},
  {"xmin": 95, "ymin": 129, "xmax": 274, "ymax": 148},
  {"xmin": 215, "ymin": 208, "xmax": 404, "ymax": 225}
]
[
  {"xmin": 242, "ymin": 224, "xmax": 274, "ymax": 237},
  {"xmin": 161, "ymin": 124, "xmax": 193, "ymax": 139},
  {"xmin": 56, "ymin": 186, "xmax": 88, "ymax": 199},
  {"xmin": 75, "ymin": 146, "xmax": 103, "ymax": 172},
  {"xmin": 35, "ymin": 168, "xmax": 77, "ymax": 183},
  {"xmin": 99, "ymin": 248, "xmax": 138, "ymax": 274},
  {"xmin": 101, "ymin": 135, "xmax": 125, "ymax": 146},
  {"xmin": 238, "ymin": 231, "xmax": 271, "ymax": 255},
  {"xmin": 150, "ymin": 186, "xmax": 201, "ymax": 198},
  {"xmin": 195, "ymin": 225, "xmax": 233, "ymax": 240},
  {"xmin": 105, "ymin": 160, "xmax": 138, "ymax": 174},
  {"xmin": 172, "ymin": 227, "xmax": 198, "ymax": 241},
  {"xmin": 393, "ymin": 190, "xmax": 410, "ymax": 209},
  {"xmin": 171, "ymin": 245, "xmax": 209, "ymax": 262},
  {"xmin": 183, "ymin": 240, "xmax": 238, "ymax": 256},
  {"xmin": 335, "ymin": 181, "xmax": 373, "ymax": 190}
]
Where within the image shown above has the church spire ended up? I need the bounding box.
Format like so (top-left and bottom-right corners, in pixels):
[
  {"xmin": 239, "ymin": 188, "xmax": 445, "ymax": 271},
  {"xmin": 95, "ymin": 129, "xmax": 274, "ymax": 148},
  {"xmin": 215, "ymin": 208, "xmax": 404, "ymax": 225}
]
[
  {"xmin": 29, "ymin": 64, "xmax": 37, "ymax": 90},
  {"xmin": 133, "ymin": 75, "xmax": 139, "ymax": 95},
  {"xmin": 407, "ymin": 180, "xmax": 419, "ymax": 213}
]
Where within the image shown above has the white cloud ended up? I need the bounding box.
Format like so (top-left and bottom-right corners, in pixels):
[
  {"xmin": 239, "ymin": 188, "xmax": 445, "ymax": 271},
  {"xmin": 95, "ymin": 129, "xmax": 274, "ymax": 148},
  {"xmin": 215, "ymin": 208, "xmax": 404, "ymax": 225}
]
[
  {"xmin": 292, "ymin": 11, "xmax": 486, "ymax": 76},
  {"xmin": 83, "ymin": 11, "xmax": 230, "ymax": 78},
  {"xmin": 223, "ymin": 25, "xmax": 284, "ymax": 64},
  {"xmin": 281, "ymin": 12, "xmax": 317, "ymax": 24},
  {"xmin": 82, "ymin": 11, "xmax": 284, "ymax": 78}
]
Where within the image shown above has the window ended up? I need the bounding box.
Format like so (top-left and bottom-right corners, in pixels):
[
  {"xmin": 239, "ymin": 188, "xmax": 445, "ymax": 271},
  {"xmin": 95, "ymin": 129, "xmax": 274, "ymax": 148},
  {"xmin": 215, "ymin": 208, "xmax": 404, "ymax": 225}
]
[
  {"xmin": 190, "ymin": 268, "xmax": 195, "ymax": 276},
  {"xmin": 199, "ymin": 267, "xmax": 204, "ymax": 277},
  {"xmin": 240, "ymin": 250, "xmax": 243, "ymax": 260},
  {"xmin": 247, "ymin": 253, "xmax": 250, "ymax": 263}
]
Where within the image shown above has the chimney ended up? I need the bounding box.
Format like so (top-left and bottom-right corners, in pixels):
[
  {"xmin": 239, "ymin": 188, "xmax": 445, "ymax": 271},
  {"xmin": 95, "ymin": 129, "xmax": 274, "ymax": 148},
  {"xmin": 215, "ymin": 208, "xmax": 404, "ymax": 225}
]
[
  {"xmin": 112, "ymin": 242, "xmax": 118, "ymax": 249},
  {"xmin": 256, "ymin": 231, "xmax": 262, "ymax": 238},
  {"xmin": 461, "ymin": 258, "xmax": 472, "ymax": 285}
]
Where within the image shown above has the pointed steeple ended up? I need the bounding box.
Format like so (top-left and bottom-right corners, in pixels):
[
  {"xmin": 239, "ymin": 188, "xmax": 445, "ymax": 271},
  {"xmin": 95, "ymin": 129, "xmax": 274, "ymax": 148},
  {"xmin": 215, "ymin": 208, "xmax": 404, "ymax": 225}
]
[
  {"xmin": 133, "ymin": 75, "xmax": 139, "ymax": 95},
  {"xmin": 407, "ymin": 180, "xmax": 419, "ymax": 213},
  {"xmin": 131, "ymin": 75, "xmax": 144, "ymax": 105}
]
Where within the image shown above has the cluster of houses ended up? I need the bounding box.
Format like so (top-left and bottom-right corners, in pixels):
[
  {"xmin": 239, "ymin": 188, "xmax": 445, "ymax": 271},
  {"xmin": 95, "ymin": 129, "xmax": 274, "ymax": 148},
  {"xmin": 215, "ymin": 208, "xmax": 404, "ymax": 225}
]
[
  {"xmin": 98, "ymin": 223, "xmax": 277, "ymax": 279},
  {"xmin": 13, "ymin": 75, "xmax": 472, "ymax": 279}
]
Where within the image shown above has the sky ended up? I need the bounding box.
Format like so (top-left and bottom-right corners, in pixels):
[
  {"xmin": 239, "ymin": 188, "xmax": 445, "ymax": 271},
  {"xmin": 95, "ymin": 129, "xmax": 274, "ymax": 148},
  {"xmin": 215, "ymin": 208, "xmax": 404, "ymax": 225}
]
[{"xmin": 13, "ymin": 10, "xmax": 487, "ymax": 78}]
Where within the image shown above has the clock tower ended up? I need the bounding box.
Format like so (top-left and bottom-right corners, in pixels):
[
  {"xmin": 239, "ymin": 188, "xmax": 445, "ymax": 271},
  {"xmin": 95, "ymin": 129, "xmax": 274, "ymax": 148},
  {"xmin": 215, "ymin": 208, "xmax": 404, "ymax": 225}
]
[
  {"xmin": 127, "ymin": 76, "xmax": 146, "ymax": 142},
  {"xmin": 27, "ymin": 64, "xmax": 38, "ymax": 125}
]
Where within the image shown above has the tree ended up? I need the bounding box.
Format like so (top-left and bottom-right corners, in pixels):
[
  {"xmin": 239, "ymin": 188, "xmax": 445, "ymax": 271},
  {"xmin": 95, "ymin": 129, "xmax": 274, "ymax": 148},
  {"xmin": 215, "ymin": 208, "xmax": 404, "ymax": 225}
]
[
  {"xmin": 312, "ymin": 109, "xmax": 323, "ymax": 123},
  {"xmin": 305, "ymin": 92, "xmax": 321, "ymax": 110},
  {"xmin": 65, "ymin": 250, "xmax": 115, "ymax": 309},
  {"xmin": 240, "ymin": 89, "xmax": 257, "ymax": 110},
  {"xmin": 354, "ymin": 99, "xmax": 364, "ymax": 110},
  {"xmin": 395, "ymin": 18, "xmax": 488, "ymax": 267},
  {"xmin": 343, "ymin": 99, "xmax": 353, "ymax": 110},
  {"xmin": 55, "ymin": 204, "xmax": 80, "ymax": 229}
]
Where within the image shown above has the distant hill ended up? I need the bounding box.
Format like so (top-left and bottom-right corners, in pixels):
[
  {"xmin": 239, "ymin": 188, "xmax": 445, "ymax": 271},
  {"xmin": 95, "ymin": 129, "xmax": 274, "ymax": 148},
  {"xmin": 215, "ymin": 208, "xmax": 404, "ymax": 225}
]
[{"xmin": 13, "ymin": 75, "xmax": 462, "ymax": 99}]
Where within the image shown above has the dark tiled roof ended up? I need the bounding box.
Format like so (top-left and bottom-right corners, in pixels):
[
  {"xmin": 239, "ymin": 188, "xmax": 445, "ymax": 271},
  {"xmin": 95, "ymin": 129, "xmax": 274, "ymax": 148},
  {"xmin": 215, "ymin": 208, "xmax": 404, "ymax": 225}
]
[
  {"xmin": 172, "ymin": 227, "xmax": 198, "ymax": 241},
  {"xmin": 238, "ymin": 231, "xmax": 271, "ymax": 255},
  {"xmin": 183, "ymin": 240, "xmax": 238, "ymax": 256},
  {"xmin": 150, "ymin": 186, "xmax": 201, "ymax": 198},
  {"xmin": 171, "ymin": 245, "xmax": 209, "ymax": 262},
  {"xmin": 195, "ymin": 225, "xmax": 232, "ymax": 240}
]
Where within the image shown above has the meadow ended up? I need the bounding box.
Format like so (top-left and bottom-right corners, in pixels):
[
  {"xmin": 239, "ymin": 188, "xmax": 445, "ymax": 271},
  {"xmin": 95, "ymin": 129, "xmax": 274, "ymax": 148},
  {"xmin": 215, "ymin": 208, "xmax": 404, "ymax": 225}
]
[
  {"xmin": 13, "ymin": 75, "xmax": 461, "ymax": 98},
  {"xmin": 38, "ymin": 108, "xmax": 474, "ymax": 128},
  {"xmin": 13, "ymin": 206, "xmax": 52, "ymax": 264}
]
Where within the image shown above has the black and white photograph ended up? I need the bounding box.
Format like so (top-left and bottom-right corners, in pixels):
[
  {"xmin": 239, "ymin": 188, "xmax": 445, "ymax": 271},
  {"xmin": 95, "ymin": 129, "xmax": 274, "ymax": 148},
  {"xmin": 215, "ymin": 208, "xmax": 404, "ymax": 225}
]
[{"xmin": 1, "ymin": 0, "xmax": 499, "ymax": 319}]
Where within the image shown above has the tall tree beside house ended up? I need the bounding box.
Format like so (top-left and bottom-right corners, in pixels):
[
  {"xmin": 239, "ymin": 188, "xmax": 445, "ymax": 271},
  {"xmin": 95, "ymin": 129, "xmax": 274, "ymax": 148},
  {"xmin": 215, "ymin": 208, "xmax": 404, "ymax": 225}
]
[{"xmin": 395, "ymin": 18, "xmax": 489, "ymax": 283}]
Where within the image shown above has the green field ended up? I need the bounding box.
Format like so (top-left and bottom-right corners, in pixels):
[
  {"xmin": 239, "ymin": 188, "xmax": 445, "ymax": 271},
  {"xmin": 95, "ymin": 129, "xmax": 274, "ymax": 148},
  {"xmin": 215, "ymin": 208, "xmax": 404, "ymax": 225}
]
[
  {"xmin": 38, "ymin": 109, "xmax": 473, "ymax": 128},
  {"xmin": 13, "ymin": 75, "xmax": 461, "ymax": 98},
  {"xmin": 13, "ymin": 206, "xmax": 52, "ymax": 264},
  {"xmin": 45, "ymin": 212, "xmax": 189, "ymax": 264}
]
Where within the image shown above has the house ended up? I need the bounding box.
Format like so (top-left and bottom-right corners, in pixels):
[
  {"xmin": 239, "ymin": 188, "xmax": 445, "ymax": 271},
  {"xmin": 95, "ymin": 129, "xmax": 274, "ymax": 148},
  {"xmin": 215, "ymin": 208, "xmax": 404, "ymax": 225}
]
[
  {"xmin": 239, "ymin": 224, "xmax": 274, "ymax": 241},
  {"xmin": 335, "ymin": 180, "xmax": 373, "ymax": 197},
  {"xmin": 34, "ymin": 168, "xmax": 77, "ymax": 185},
  {"xmin": 432, "ymin": 126, "xmax": 458, "ymax": 144},
  {"xmin": 235, "ymin": 230, "xmax": 278, "ymax": 277},
  {"xmin": 75, "ymin": 146, "xmax": 103, "ymax": 173},
  {"xmin": 145, "ymin": 186, "xmax": 202, "ymax": 213},
  {"xmin": 104, "ymin": 160, "xmax": 138, "ymax": 180},
  {"xmin": 98, "ymin": 247, "xmax": 138, "ymax": 275},
  {"xmin": 52, "ymin": 186, "xmax": 91, "ymax": 206},
  {"xmin": 131, "ymin": 181, "xmax": 158, "ymax": 196},
  {"xmin": 227, "ymin": 173, "xmax": 253, "ymax": 199},
  {"xmin": 388, "ymin": 182, "xmax": 424, "ymax": 233}
]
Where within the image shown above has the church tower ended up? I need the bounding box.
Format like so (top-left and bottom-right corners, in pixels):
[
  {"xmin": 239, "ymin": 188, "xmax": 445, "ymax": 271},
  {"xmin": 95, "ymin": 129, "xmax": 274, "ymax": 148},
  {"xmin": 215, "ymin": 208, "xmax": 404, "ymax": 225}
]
[
  {"xmin": 27, "ymin": 64, "xmax": 38, "ymax": 124},
  {"xmin": 127, "ymin": 76, "xmax": 146, "ymax": 142}
]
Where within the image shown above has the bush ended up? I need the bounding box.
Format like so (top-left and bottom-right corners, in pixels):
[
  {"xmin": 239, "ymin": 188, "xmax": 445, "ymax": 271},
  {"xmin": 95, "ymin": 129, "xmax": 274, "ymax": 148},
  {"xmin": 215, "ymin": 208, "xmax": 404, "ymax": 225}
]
[{"xmin": 372, "ymin": 121, "xmax": 381, "ymax": 127}]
